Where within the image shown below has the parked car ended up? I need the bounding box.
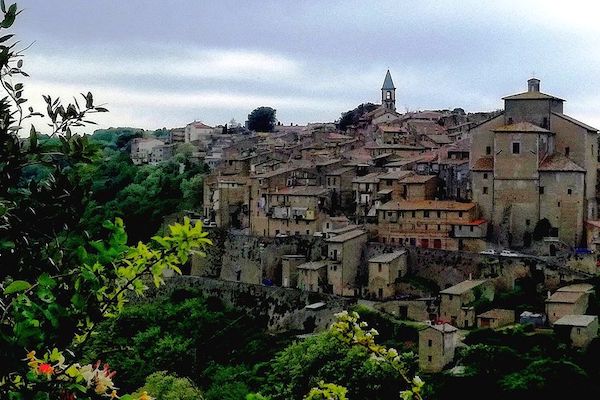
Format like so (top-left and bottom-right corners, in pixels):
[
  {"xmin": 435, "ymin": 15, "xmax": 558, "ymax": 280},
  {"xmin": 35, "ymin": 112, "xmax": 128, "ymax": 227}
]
[
  {"xmin": 479, "ymin": 249, "xmax": 497, "ymax": 255},
  {"xmin": 500, "ymin": 249, "xmax": 520, "ymax": 257}
]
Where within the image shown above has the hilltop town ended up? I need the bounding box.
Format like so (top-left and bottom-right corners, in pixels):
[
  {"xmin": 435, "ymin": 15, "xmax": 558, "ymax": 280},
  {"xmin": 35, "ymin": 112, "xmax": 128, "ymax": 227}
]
[{"xmin": 125, "ymin": 71, "xmax": 600, "ymax": 374}]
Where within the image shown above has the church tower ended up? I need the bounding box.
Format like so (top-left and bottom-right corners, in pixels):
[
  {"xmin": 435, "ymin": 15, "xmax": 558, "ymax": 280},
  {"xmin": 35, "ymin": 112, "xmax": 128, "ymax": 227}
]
[{"xmin": 381, "ymin": 69, "xmax": 396, "ymax": 111}]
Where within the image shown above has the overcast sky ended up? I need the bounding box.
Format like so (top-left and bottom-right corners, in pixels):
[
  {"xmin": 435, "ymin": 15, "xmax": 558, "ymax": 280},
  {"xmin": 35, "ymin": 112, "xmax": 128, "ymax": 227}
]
[{"xmin": 14, "ymin": 0, "xmax": 600, "ymax": 131}]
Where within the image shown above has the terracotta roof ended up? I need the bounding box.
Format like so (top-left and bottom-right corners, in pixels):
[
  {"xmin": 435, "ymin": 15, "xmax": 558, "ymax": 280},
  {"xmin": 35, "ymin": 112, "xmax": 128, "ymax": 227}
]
[
  {"xmin": 379, "ymin": 200, "xmax": 476, "ymax": 212},
  {"xmin": 472, "ymin": 157, "xmax": 494, "ymax": 171},
  {"xmin": 326, "ymin": 229, "xmax": 367, "ymax": 243},
  {"xmin": 297, "ymin": 261, "xmax": 328, "ymax": 270},
  {"xmin": 365, "ymin": 144, "xmax": 426, "ymax": 150},
  {"xmin": 399, "ymin": 174, "xmax": 437, "ymax": 184},
  {"xmin": 440, "ymin": 279, "xmax": 488, "ymax": 295},
  {"xmin": 477, "ymin": 309, "xmax": 514, "ymax": 320},
  {"xmin": 369, "ymin": 250, "xmax": 407, "ymax": 263},
  {"xmin": 556, "ymin": 283, "xmax": 594, "ymax": 293},
  {"xmin": 447, "ymin": 138, "xmax": 470, "ymax": 152},
  {"xmin": 326, "ymin": 167, "xmax": 354, "ymax": 176},
  {"xmin": 493, "ymin": 122, "xmax": 551, "ymax": 133},
  {"xmin": 457, "ymin": 219, "xmax": 487, "ymax": 226},
  {"xmin": 428, "ymin": 323, "xmax": 458, "ymax": 333},
  {"xmin": 352, "ymin": 172, "xmax": 382, "ymax": 183},
  {"xmin": 377, "ymin": 124, "xmax": 405, "ymax": 133},
  {"xmin": 378, "ymin": 170, "xmax": 414, "ymax": 180},
  {"xmin": 502, "ymin": 91, "xmax": 564, "ymax": 101},
  {"xmin": 189, "ymin": 121, "xmax": 213, "ymax": 129},
  {"xmin": 271, "ymin": 186, "xmax": 329, "ymax": 196},
  {"xmin": 586, "ymin": 220, "xmax": 600, "ymax": 229},
  {"xmin": 326, "ymin": 132, "xmax": 353, "ymax": 141},
  {"xmin": 554, "ymin": 315, "xmax": 597, "ymax": 327},
  {"xmin": 539, "ymin": 153, "xmax": 586, "ymax": 172},
  {"xmin": 552, "ymin": 112, "xmax": 599, "ymax": 132},
  {"xmin": 425, "ymin": 134, "xmax": 453, "ymax": 144},
  {"xmin": 546, "ymin": 291, "xmax": 585, "ymax": 304}
]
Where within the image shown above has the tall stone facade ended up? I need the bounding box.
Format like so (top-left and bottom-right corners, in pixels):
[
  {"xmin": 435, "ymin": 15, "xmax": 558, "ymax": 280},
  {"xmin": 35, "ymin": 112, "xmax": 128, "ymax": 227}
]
[{"xmin": 470, "ymin": 78, "xmax": 598, "ymax": 247}]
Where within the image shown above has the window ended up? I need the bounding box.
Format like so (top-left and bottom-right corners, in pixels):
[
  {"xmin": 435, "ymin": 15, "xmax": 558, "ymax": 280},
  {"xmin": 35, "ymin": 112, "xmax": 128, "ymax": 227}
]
[
  {"xmin": 508, "ymin": 117, "xmax": 513, "ymax": 124},
  {"xmin": 539, "ymin": 186, "xmax": 545, "ymax": 194},
  {"xmin": 543, "ymin": 117, "xmax": 548, "ymax": 128},
  {"xmin": 327, "ymin": 177, "xmax": 331, "ymax": 186},
  {"xmin": 306, "ymin": 230, "xmax": 310, "ymax": 235},
  {"xmin": 437, "ymin": 211, "xmax": 441, "ymax": 218},
  {"xmin": 438, "ymin": 224, "xmax": 441, "ymax": 231},
  {"xmin": 486, "ymin": 146, "xmax": 491, "ymax": 155},
  {"xmin": 526, "ymin": 219, "xmax": 530, "ymax": 226},
  {"xmin": 483, "ymin": 173, "xmax": 488, "ymax": 179},
  {"xmin": 428, "ymin": 339, "xmax": 433, "ymax": 347},
  {"xmin": 459, "ymin": 211, "xmax": 463, "ymax": 218},
  {"xmin": 412, "ymin": 211, "xmax": 416, "ymax": 218},
  {"xmin": 565, "ymin": 146, "xmax": 570, "ymax": 157},
  {"xmin": 378, "ymin": 264, "xmax": 382, "ymax": 273},
  {"xmin": 483, "ymin": 187, "xmax": 488, "ymax": 194},
  {"xmin": 386, "ymin": 91, "xmax": 391, "ymax": 100},
  {"xmin": 558, "ymin": 201, "xmax": 561, "ymax": 207},
  {"xmin": 333, "ymin": 265, "xmax": 337, "ymax": 271},
  {"xmin": 424, "ymin": 211, "xmax": 430, "ymax": 218},
  {"xmin": 428, "ymin": 356, "xmax": 432, "ymax": 362},
  {"xmin": 512, "ymin": 142, "xmax": 520, "ymax": 154},
  {"xmin": 568, "ymin": 188, "xmax": 572, "ymax": 195},
  {"xmin": 470, "ymin": 226, "xmax": 474, "ymax": 232}
]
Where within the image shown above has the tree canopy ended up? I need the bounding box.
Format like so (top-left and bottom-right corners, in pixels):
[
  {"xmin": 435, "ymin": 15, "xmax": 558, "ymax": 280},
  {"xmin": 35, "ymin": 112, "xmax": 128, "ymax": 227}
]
[{"xmin": 247, "ymin": 106, "xmax": 277, "ymax": 132}]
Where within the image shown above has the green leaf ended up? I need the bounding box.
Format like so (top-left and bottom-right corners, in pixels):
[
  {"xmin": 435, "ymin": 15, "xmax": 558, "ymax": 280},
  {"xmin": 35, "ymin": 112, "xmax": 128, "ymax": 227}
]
[{"xmin": 4, "ymin": 280, "xmax": 31, "ymax": 294}]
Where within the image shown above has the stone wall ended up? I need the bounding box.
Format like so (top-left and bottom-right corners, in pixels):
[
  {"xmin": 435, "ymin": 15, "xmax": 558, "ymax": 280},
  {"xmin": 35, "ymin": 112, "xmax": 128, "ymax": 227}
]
[{"xmin": 156, "ymin": 275, "xmax": 354, "ymax": 332}]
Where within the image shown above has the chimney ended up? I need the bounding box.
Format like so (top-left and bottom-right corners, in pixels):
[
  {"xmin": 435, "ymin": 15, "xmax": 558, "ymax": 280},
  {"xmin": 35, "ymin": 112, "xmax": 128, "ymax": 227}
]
[{"xmin": 528, "ymin": 78, "xmax": 540, "ymax": 92}]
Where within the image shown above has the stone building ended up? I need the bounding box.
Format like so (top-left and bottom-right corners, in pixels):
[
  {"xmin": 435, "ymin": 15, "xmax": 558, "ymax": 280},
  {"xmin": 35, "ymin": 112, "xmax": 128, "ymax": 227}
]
[
  {"xmin": 130, "ymin": 137, "xmax": 167, "ymax": 165},
  {"xmin": 367, "ymin": 250, "xmax": 408, "ymax": 299},
  {"xmin": 545, "ymin": 283, "xmax": 593, "ymax": 325},
  {"xmin": 418, "ymin": 323, "xmax": 458, "ymax": 373},
  {"xmin": 185, "ymin": 121, "xmax": 214, "ymax": 144},
  {"xmin": 476, "ymin": 308, "xmax": 515, "ymax": 329},
  {"xmin": 296, "ymin": 261, "xmax": 328, "ymax": 293},
  {"xmin": 203, "ymin": 176, "xmax": 249, "ymax": 228},
  {"xmin": 326, "ymin": 229, "xmax": 368, "ymax": 296},
  {"xmin": 470, "ymin": 78, "xmax": 598, "ymax": 247},
  {"xmin": 439, "ymin": 279, "xmax": 494, "ymax": 328},
  {"xmin": 553, "ymin": 314, "xmax": 598, "ymax": 348},
  {"xmin": 377, "ymin": 200, "xmax": 486, "ymax": 251},
  {"xmin": 325, "ymin": 167, "xmax": 356, "ymax": 212},
  {"xmin": 281, "ymin": 254, "xmax": 306, "ymax": 288}
]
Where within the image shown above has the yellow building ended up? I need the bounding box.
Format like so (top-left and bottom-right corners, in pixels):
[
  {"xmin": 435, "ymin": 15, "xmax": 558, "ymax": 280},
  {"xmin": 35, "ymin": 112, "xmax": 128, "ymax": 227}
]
[{"xmin": 326, "ymin": 229, "xmax": 368, "ymax": 296}]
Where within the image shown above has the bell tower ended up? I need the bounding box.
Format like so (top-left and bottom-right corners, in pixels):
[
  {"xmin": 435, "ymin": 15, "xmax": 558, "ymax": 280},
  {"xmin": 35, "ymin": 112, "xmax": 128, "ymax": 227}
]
[{"xmin": 381, "ymin": 69, "xmax": 396, "ymax": 111}]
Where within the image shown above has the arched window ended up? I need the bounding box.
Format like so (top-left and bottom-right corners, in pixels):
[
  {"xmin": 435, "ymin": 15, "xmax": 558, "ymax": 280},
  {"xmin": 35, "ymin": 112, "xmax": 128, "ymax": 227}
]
[{"xmin": 386, "ymin": 91, "xmax": 391, "ymax": 100}]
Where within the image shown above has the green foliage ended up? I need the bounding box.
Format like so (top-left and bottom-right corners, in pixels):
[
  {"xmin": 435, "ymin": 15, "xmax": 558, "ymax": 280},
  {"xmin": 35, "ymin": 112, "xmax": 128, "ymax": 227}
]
[
  {"xmin": 304, "ymin": 381, "xmax": 348, "ymax": 400},
  {"xmin": 134, "ymin": 371, "xmax": 203, "ymax": 400},
  {"xmin": 337, "ymin": 103, "xmax": 378, "ymax": 131},
  {"xmin": 261, "ymin": 311, "xmax": 421, "ymax": 400},
  {"xmin": 247, "ymin": 106, "xmax": 276, "ymax": 132}
]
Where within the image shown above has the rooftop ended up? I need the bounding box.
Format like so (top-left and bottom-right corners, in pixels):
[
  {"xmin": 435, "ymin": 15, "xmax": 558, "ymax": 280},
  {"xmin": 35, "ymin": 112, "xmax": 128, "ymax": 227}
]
[
  {"xmin": 399, "ymin": 174, "xmax": 437, "ymax": 184},
  {"xmin": 472, "ymin": 157, "xmax": 494, "ymax": 171},
  {"xmin": 379, "ymin": 200, "xmax": 476, "ymax": 212},
  {"xmin": 493, "ymin": 122, "xmax": 552, "ymax": 133},
  {"xmin": 554, "ymin": 314, "xmax": 597, "ymax": 327},
  {"xmin": 369, "ymin": 250, "xmax": 407, "ymax": 263},
  {"xmin": 477, "ymin": 308, "xmax": 514, "ymax": 319},
  {"xmin": 297, "ymin": 261, "xmax": 328, "ymax": 271},
  {"xmin": 382, "ymin": 69, "xmax": 395, "ymax": 90},
  {"xmin": 326, "ymin": 229, "xmax": 367, "ymax": 243},
  {"xmin": 353, "ymin": 172, "xmax": 383, "ymax": 184},
  {"xmin": 269, "ymin": 186, "xmax": 329, "ymax": 196},
  {"xmin": 428, "ymin": 323, "xmax": 458, "ymax": 333},
  {"xmin": 546, "ymin": 291, "xmax": 585, "ymax": 304},
  {"xmin": 556, "ymin": 283, "xmax": 594, "ymax": 293},
  {"xmin": 502, "ymin": 91, "xmax": 565, "ymax": 101},
  {"xmin": 552, "ymin": 112, "xmax": 599, "ymax": 132},
  {"xmin": 539, "ymin": 153, "xmax": 586, "ymax": 172},
  {"xmin": 440, "ymin": 279, "xmax": 488, "ymax": 295}
]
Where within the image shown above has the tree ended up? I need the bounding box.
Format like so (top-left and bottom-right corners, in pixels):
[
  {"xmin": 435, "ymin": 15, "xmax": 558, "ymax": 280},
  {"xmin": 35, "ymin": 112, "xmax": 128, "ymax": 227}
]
[
  {"xmin": 336, "ymin": 103, "xmax": 378, "ymax": 131},
  {"xmin": 134, "ymin": 371, "xmax": 204, "ymax": 400},
  {"xmin": 247, "ymin": 107, "xmax": 276, "ymax": 132}
]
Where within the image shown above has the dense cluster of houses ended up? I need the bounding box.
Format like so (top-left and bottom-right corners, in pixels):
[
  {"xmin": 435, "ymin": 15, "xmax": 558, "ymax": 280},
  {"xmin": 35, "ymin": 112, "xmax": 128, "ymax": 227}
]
[{"xmin": 138, "ymin": 70, "xmax": 600, "ymax": 373}]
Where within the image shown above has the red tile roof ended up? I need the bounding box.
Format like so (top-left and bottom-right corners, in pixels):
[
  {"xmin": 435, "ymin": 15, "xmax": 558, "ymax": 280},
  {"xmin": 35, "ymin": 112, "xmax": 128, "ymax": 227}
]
[
  {"xmin": 472, "ymin": 157, "xmax": 494, "ymax": 171},
  {"xmin": 539, "ymin": 153, "xmax": 586, "ymax": 172}
]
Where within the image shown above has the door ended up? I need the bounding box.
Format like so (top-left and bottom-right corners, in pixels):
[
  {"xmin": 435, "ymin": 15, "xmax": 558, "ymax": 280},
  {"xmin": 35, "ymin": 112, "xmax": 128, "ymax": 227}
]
[
  {"xmin": 421, "ymin": 239, "xmax": 429, "ymax": 248},
  {"xmin": 434, "ymin": 239, "xmax": 442, "ymax": 249}
]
